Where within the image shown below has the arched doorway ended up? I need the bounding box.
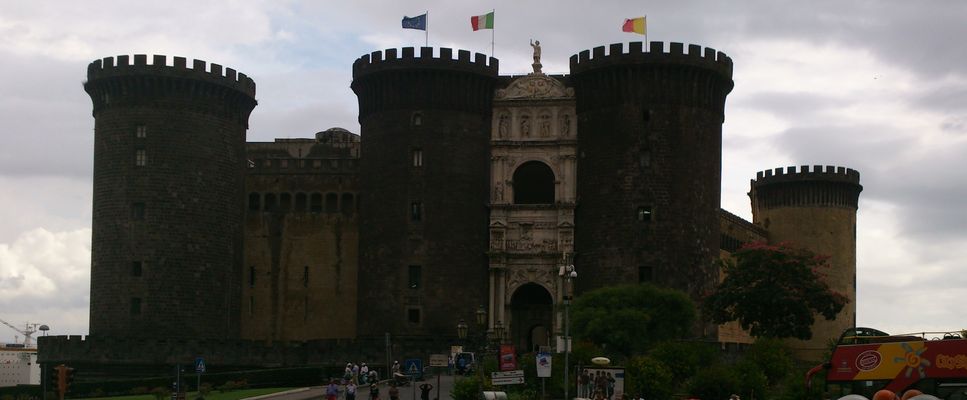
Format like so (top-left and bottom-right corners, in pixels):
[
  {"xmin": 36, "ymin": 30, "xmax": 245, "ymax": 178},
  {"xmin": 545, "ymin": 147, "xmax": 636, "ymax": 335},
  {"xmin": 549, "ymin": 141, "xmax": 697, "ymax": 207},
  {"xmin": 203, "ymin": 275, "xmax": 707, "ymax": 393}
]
[
  {"xmin": 509, "ymin": 282, "xmax": 554, "ymax": 352},
  {"xmin": 512, "ymin": 161, "xmax": 555, "ymax": 204}
]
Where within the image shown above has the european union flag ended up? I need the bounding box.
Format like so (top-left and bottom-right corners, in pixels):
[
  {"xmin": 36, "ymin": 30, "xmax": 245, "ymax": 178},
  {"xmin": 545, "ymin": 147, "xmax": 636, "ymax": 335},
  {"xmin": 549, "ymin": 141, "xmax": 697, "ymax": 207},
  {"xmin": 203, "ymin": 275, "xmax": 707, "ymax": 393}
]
[{"xmin": 402, "ymin": 14, "xmax": 427, "ymax": 31}]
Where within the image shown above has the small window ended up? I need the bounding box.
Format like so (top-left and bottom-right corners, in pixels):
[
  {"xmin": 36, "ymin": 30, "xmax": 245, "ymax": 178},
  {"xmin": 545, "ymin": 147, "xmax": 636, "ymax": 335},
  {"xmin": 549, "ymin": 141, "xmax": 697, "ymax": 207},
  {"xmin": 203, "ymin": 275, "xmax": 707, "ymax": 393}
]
[
  {"xmin": 248, "ymin": 193, "xmax": 261, "ymax": 211},
  {"xmin": 131, "ymin": 203, "xmax": 145, "ymax": 220},
  {"xmin": 310, "ymin": 193, "xmax": 323, "ymax": 212},
  {"xmin": 637, "ymin": 206, "xmax": 652, "ymax": 222},
  {"xmin": 303, "ymin": 266, "xmax": 309, "ymax": 288},
  {"xmin": 249, "ymin": 266, "xmax": 256, "ymax": 288},
  {"xmin": 264, "ymin": 193, "xmax": 277, "ymax": 211},
  {"xmin": 341, "ymin": 193, "xmax": 355, "ymax": 215},
  {"xmin": 326, "ymin": 193, "xmax": 339, "ymax": 213},
  {"xmin": 131, "ymin": 261, "xmax": 143, "ymax": 277},
  {"xmin": 135, "ymin": 149, "xmax": 146, "ymax": 167},
  {"xmin": 280, "ymin": 193, "xmax": 292, "ymax": 211},
  {"xmin": 135, "ymin": 125, "xmax": 147, "ymax": 138},
  {"xmin": 412, "ymin": 112, "xmax": 423, "ymax": 126},
  {"xmin": 412, "ymin": 149, "xmax": 423, "ymax": 167},
  {"xmin": 130, "ymin": 298, "xmax": 142, "ymax": 315},
  {"xmin": 410, "ymin": 201, "xmax": 423, "ymax": 221},
  {"xmin": 295, "ymin": 193, "xmax": 307, "ymax": 212},
  {"xmin": 408, "ymin": 265, "xmax": 422, "ymax": 289},
  {"xmin": 639, "ymin": 152, "xmax": 651, "ymax": 168},
  {"xmin": 639, "ymin": 266, "xmax": 653, "ymax": 283},
  {"xmin": 407, "ymin": 308, "xmax": 421, "ymax": 324}
]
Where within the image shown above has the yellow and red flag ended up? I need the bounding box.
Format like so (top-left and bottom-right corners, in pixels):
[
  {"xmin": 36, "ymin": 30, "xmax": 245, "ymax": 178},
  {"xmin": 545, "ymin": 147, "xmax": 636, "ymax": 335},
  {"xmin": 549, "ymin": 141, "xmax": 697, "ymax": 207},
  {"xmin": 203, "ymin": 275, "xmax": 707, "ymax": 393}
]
[{"xmin": 622, "ymin": 17, "xmax": 646, "ymax": 35}]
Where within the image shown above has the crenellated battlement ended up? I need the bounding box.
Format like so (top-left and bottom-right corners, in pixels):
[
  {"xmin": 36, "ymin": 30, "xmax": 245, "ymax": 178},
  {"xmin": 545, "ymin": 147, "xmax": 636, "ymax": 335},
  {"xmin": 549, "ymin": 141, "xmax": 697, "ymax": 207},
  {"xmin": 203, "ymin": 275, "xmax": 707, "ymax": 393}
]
[
  {"xmin": 569, "ymin": 41, "xmax": 732, "ymax": 79},
  {"xmin": 750, "ymin": 165, "xmax": 863, "ymax": 210},
  {"xmin": 352, "ymin": 47, "xmax": 498, "ymax": 79},
  {"xmin": 87, "ymin": 54, "xmax": 256, "ymax": 97},
  {"xmin": 752, "ymin": 165, "xmax": 861, "ymax": 185}
]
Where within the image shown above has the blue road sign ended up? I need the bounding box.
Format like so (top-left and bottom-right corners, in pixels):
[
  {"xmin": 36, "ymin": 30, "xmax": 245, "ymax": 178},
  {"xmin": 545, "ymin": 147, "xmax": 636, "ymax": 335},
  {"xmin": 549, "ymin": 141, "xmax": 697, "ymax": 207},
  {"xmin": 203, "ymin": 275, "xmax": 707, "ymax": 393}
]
[
  {"xmin": 403, "ymin": 358, "xmax": 422, "ymax": 377},
  {"xmin": 195, "ymin": 357, "xmax": 206, "ymax": 373}
]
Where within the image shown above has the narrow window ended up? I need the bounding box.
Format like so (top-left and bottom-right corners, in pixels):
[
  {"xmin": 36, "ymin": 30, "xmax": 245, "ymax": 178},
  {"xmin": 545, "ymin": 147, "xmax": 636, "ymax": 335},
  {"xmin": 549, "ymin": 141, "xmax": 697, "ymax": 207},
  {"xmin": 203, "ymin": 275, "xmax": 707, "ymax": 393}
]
[
  {"xmin": 412, "ymin": 149, "xmax": 423, "ymax": 167},
  {"xmin": 310, "ymin": 193, "xmax": 322, "ymax": 212},
  {"xmin": 412, "ymin": 112, "xmax": 423, "ymax": 126},
  {"xmin": 341, "ymin": 193, "xmax": 354, "ymax": 215},
  {"xmin": 131, "ymin": 261, "xmax": 143, "ymax": 277},
  {"xmin": 131, "ymin": 203, "xmax": 145, "ymax": 220},
  {"xmin": 325, "ymin": 193, "xmax": 339, "ymax": 213},
  {"xmin": 637, "ymin": 206, "xmax": 652, "ymax": 222},
  {"xmin": 130, "ymin": 298, "xmax": 142, "ymax": 315},
  {"xmin": 638, "ymin": 266, "xmax": 653, "ymax": 283},
  {"xmin": 135, "ymin": 125, "xmax": 147, "ymax": 138},
  {"xmin": 410, "ymin": 201, "xmax": 422, "ymax": 221},
  {"xmin": 248, "ymin": 193, "xmax": 261, "ymax": 211},
  {"xmin": 407, "ymin": 308, "xmax": 421, "ymax": 324},
  {"xmin": 295, "ymin": 193, "xmax": 307, "ymax": 212},
  {"xmin": 249, "ymin": 266, "xmax": 256, "ymax": 288},
  {"xmin": 408, "ymin": 265, "xmax": 422, "ymax": 289},
  {"xmin": 135, "ymin": 149, "xmax": 146, "ymax": 167},
  {"xmin": 303, "ymin": 266, "xmax": 309, "ymax": 288},
  {"xmin": 280, "ymin": 193, "xmax": 292, "ymax": 212}
]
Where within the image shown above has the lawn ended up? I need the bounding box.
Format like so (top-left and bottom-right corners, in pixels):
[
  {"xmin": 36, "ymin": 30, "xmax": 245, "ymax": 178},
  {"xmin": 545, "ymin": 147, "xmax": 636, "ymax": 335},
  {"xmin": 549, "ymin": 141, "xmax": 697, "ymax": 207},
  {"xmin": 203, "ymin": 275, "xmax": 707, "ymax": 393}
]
[{"xmin": 82, "ymin": 387, "xmax": 296, "ymax": 400}]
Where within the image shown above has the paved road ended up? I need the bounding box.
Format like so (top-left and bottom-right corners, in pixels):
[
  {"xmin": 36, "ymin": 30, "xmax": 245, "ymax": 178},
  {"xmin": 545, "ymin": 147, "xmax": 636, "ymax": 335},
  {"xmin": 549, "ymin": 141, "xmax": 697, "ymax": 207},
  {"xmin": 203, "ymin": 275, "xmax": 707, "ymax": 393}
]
[{"xmin": 251, "ymin": 374, "xmax": 459, "ymax": 400}]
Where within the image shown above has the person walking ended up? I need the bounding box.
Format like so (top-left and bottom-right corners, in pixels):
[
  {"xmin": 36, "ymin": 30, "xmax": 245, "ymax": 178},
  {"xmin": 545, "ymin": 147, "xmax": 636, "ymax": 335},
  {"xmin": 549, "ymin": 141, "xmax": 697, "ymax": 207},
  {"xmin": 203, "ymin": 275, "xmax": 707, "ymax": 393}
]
[
  {"xmin": 326, "ymin": 379, "xmax": 339, "ymax": 400},
  {"xmin": 388, "ymin": 383, "xmax": 400, "ymax": 400},
  {"xmin": 369, "ymin": 383, "xmax": 379, "ymax": 400},
  {"xmin": 346, "ymin": 381, "xmax": 357, "ymax": 400}
]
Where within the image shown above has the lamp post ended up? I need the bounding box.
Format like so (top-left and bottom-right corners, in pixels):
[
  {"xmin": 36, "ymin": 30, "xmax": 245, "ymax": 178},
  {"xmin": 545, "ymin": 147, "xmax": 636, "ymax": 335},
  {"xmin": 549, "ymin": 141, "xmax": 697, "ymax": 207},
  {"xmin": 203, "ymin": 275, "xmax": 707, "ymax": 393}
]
[{"xmin": 559, "ymin": 254, "xmax": 577, "ymax": 400}]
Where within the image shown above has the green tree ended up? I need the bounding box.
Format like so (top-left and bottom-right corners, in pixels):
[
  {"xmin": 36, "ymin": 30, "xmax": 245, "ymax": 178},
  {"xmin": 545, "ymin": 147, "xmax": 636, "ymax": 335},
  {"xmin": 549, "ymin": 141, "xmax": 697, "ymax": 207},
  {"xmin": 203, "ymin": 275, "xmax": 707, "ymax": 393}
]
[
  {"xmin": 624, "ymin": 356, "xmax": 675, "ymax": 400},
  {"xmin": 702, "ymin": 242, "xmax": 847, "ymax": 340},
  {"xmin": 570, "ymin": 284, "xmax": 695, "ymax": 357}
]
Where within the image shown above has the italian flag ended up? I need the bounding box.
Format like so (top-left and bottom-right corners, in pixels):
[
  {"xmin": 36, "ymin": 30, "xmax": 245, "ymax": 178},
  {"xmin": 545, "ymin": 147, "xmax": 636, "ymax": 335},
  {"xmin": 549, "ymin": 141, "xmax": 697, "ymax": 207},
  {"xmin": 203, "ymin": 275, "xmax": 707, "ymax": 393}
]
[{"xmin": 470, "ymin": 11, "xmax": 494, "ymax": 31}]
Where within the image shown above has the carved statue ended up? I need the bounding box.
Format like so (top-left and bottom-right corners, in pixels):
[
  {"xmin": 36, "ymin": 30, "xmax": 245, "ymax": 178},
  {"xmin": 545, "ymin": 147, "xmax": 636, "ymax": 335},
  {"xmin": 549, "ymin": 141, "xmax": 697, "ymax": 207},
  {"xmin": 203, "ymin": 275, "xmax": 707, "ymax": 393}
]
[
  {"xmin": 560, "ymin": 114, "xmax": 570, "ymax": 136},
  {"xmin": 498, "ymin": 113, "xmax": 509, "ymax": 137},
  {"xmin": 530, "ymin": 39, "xmax": 543, "ymax": 74},
  {"xmin": 539, "ymin": 114, "xmax": 551, "ymax": 137},
  {"xmin": 520, "ymin": 114, "xmax": 531, "ymax": 137}
]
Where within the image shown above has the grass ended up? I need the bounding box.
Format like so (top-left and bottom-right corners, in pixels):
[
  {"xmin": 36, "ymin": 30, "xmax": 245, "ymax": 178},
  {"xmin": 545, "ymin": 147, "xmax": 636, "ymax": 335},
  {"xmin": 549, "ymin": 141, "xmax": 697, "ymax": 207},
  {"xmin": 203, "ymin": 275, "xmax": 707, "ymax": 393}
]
[{"xmin": 82, "ymin": 387, "xmax": 296, "ymax": 400}]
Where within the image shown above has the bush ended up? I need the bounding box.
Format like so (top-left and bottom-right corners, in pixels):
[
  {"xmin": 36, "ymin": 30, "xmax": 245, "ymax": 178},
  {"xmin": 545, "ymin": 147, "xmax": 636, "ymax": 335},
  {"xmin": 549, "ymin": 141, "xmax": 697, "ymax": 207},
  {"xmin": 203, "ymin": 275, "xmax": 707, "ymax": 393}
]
[
  {"xmin": 685, "ymin": 365, "xmax": 740, "ymax": 400},
  {"xmin": 744, "ymin": 338, "xmax": 794, "ymax": 385},
  {"xmin": 624, "ymin": 356, "xmax": 674, "ymax": 400},
  {"xmin": 451, "ymin": 374, "xmax": 489, "ymax": 400},
  {"xmin": 130, "ymin": 386, "xmax": 149, "ymax": 395},
  {"xmin": 198, "ymin": 383, "xmax": 213, "ymax": 396},
  {"xmin": 649, "ymin": 341, "xmax": 719, "ymax": 383},
  {"xmin": 150, "ymin": 386, "xmax": 171, "ymax": 400}
]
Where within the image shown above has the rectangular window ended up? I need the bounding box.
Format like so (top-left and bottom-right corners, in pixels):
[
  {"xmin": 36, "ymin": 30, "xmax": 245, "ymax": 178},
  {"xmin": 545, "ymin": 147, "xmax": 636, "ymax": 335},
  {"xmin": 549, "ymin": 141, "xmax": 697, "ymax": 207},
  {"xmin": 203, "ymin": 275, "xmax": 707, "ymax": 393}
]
[
  {"xmin": 303, "ymin": 266, "xmax": 309, "ymax": 288},
  {"xmin": 639, "ymin": 266, "xmax": 653, "ymax": 283},
  {"xmin": 407, "ymin": 308, "xmax": 421, "ymax": 324},
  {"xmin": 131, "ymin": 261, "xmax": 143, "ymax": 277},
  {"xmin": 249, "ymin": 266, "xmax": 256, "ymax": 288},
  {"xmin": 412, "ymin": 149, "xmax": 423, "ymax": 167},
  {"xmin": 135, "ymin": 149, "xmax": 146, "ymax": 166},
  {"xmin": 411, "ymin": 201, "xmax": 422, "ymax": 221},
  {"xmin": 637, "ymin": 206, "xmax": 652, "ymax": 222},
  {"xmin": 130, "ymin": 297, "xmax": 142, "ymax": 315},
  {"xmin": 408, "ymin": 265, "xmax": 422, "ymax": 289},
  {"xmin": 131, "ymin": 203, "xmax": 145, "ymax": 220},
  {"xmin": 136, "ymin": 125, "xmax": 147, "ymax": 138}
]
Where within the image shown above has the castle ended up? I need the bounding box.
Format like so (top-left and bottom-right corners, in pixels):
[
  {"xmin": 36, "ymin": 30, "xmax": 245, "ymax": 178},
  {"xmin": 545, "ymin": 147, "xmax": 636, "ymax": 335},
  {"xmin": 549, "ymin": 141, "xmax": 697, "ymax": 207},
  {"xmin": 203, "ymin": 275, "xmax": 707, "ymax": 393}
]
[{"xmin": 40, "ymin": 40, "xmax": 862, "ymax": 373}]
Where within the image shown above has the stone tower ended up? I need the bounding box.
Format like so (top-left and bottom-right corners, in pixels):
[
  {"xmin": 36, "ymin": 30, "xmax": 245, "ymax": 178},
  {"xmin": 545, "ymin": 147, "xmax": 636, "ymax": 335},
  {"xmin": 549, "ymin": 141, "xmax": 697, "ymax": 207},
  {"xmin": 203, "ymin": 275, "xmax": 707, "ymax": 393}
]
[
  {"xmin": 749, "ymin": 165, "xmax": 862, "ymax": 359},
  {"xmin": 569, "ymin": 42, "xmax": 734, "ymax": 298},
  {"xmin": 351, "ymin": 47, "xmax": 498, "ymax": 337},
  {"xmin": 84, "ymin": 55, "xmax": 257, "ymax": 339}
]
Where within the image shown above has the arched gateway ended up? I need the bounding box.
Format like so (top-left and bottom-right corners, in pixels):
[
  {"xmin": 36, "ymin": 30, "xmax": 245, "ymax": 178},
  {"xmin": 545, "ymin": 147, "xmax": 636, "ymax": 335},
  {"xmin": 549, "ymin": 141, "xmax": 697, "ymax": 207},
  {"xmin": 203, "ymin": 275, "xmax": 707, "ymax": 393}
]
[{"xmin": 509, "ymin": 283, "xmax": 554, "ymax": 352}]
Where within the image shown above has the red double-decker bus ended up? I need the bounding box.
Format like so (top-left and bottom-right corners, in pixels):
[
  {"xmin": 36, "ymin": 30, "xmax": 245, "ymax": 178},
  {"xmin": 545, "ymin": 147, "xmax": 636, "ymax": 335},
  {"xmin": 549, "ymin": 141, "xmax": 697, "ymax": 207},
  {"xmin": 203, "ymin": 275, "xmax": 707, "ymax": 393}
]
[{"xmin": 807, "ymin": 328, "xmax": 967, "ymax": 399}]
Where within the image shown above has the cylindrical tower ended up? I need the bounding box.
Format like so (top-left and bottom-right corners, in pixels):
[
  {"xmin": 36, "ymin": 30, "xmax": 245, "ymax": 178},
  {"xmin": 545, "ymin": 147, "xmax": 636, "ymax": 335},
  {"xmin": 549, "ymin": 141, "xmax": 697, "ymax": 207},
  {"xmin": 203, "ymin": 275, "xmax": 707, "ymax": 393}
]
[
  {"xmin": 570, "ymin": 42, "xmax": 734, "ymax": 298},
  {"xmin": 84, "ymin": 54, "xmax": 257, "ymax": 339},
  {"xmin": 749, "ymin": 165, "xmax": 862, "ymax": 359},
  {"xmin": 351, "ymin": 47, "xmax": 498, "ymax": 337}
]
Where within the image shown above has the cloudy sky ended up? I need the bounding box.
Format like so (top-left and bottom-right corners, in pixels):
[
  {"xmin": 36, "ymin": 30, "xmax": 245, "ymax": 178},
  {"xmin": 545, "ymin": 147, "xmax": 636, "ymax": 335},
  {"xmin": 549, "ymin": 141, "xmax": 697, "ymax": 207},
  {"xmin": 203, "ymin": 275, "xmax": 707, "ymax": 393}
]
[{"xmin": 1, "ymin": 1, "xmax": 965, "ymax": 343}]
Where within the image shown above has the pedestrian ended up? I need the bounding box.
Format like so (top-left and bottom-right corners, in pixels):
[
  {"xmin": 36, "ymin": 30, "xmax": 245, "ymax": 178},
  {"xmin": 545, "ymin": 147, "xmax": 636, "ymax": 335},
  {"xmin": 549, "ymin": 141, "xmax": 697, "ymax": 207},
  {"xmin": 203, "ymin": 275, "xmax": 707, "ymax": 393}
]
[
  {"xmin": 392, "ymin": 361, "xmax": 401, "ymax": 375},
  {"xmin": 346, "ymin": 381, "xmax": 357, "ymax": 400},
  {"xmin": 388, "ymin": 382, "xmax": 400, "ymax": 400},
  {"xmin": 361, "ymin": 363, "xmax": 370, "ymax": 384},
  {"xmin": 326, "ymin": 379, "xmax": 339, "ymax": 400},
  {"xmin": 369, "ymin": 369, "xmax": 378, "ymax": 384},
  {"xmin": 369, "ymin": 382, "xmax": 379, "ymax": 400},
  {"xmin": 447, "ymin": 356, "xmax": 454, "ymax": 376},
  {"xmin": 419, "ymin": 383, "xmax": 433, "ymax": 400}
]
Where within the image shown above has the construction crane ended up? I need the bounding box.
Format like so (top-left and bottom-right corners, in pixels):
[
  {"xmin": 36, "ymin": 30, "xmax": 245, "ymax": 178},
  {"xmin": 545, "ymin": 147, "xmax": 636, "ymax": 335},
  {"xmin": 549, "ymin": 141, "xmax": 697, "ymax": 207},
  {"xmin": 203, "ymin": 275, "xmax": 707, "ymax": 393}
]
[{"xmin": 0, "ymin": 318, "xmax": 45, "ymax": 347}]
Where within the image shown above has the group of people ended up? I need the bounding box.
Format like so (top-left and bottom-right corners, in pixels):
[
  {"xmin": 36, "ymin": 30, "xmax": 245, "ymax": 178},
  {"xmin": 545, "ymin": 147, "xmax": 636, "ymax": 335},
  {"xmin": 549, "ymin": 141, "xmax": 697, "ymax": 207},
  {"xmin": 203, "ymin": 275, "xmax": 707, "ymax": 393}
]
[
  {"xmin": 577, "ymin": 369, "xmax": 617, "ymax": 400},
  {"xmin": 323, "ymin": 361, "xmax": 434, "ymax": 400}
]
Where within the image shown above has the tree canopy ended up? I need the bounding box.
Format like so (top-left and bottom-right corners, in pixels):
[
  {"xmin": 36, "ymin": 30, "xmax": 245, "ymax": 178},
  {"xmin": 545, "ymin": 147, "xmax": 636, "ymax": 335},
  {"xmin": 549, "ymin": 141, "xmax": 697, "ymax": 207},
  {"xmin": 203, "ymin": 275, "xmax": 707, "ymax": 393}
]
[
  {"xmin": 571, "ymin": 284, "xmax": 695, "ymax": 357},
  {"xmin": 702, "ymin": 242, "xmax": 847, "ymax": 340}
]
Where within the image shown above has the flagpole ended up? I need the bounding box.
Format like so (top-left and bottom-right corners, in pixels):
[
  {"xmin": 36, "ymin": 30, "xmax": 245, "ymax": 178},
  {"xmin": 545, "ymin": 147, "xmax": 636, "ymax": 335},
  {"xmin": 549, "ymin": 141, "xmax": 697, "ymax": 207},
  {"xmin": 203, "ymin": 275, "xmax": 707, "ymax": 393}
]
[
  {"xmin": 425, "ymin": 10, "xmax": 429, "ymax": 47},
  {"xmin": 644, "ymin": 14, "xmax": 649, "ymax": 51},
  {"xmin": 491, "ymin": 9, "xmax": 495, "ymax": 58}
]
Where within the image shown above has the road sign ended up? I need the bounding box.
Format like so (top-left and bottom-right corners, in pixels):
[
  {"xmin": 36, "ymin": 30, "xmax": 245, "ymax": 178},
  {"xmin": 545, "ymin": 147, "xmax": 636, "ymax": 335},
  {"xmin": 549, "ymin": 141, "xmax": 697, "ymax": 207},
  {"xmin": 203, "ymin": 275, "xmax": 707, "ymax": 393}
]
[
  {"xmin": 404, "ymin": 358, "xmax": 422, "ymax": 376},
  {"xmin": 429, "ymin": 354, "xmax": 448, "ymax": 367},
  {"xmin": 194, "ymin": 358, "xmax": 206, "ymax": 373},
  {"xmin": 492, "ymin": 370, "xmax": 524, "ymax": 378},
  {"xmin": 491, "ymin": 376, "xmax": 525, "ymax": 385}
]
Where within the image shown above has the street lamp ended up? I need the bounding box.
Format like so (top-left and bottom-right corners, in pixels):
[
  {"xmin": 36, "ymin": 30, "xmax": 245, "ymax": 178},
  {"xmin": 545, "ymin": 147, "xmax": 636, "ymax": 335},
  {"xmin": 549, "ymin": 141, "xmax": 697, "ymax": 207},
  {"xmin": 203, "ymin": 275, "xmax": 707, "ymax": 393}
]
[{"xmin": 559, "ymin": 254, "xmax": 577, "ymax": 400}]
